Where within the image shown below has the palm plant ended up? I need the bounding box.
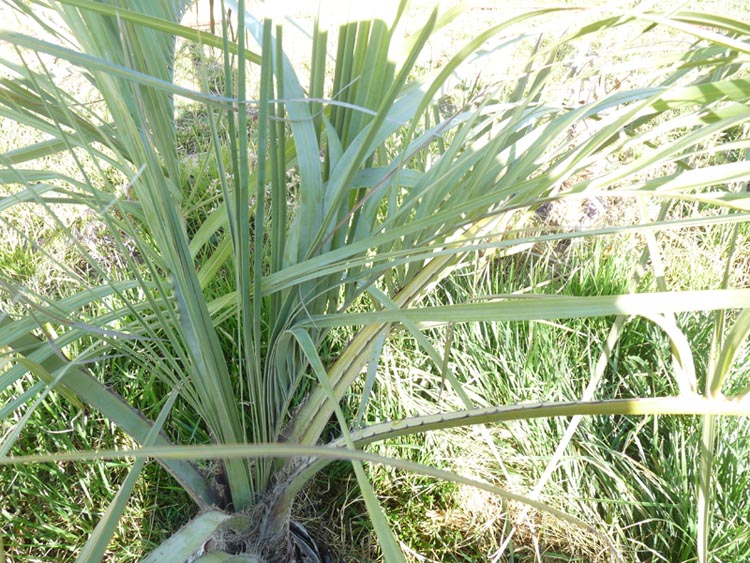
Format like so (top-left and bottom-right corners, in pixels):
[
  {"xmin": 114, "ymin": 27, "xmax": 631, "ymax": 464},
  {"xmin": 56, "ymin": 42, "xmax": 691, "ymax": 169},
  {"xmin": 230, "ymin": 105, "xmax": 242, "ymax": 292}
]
[{"xmin": 1, "ymin": 0, "xmax": 750, "ymax": 561}]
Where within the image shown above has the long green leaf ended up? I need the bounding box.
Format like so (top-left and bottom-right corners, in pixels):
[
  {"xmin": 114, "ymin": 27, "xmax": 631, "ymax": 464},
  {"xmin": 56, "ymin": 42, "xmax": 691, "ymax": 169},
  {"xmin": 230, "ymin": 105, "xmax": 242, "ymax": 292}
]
[
  {"xmin": 292, "ymin": 328, "xmax": 406, "ymax": 563},
  {"xmin": 300, "ymin": 289, "xmax": 750, "ymax": 327},
  {"xmin": 0, "ymin": 31, "xmax": 237, "ymax": 107}
]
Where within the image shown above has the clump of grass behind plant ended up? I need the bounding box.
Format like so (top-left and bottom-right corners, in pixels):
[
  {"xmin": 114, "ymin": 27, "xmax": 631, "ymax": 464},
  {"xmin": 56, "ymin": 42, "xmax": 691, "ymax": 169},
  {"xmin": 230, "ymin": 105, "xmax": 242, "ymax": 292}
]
[
  {"xmin": 0, "ymin": 367, "xmax": 196, "ymax": 562},
  {"xmin": 362, "ymin": 219, "xmax": 750, "ymax": 561}
]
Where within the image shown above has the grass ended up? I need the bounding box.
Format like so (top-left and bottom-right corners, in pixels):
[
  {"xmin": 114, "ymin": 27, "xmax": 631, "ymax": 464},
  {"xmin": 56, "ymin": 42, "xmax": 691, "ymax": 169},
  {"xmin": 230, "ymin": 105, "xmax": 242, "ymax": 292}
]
[
  {"xmin": 1, "ymin": 374, "xmax": 196, "ymax": 561},
  {"xmin": 357, "ymin": 215, "xmax": 750, "ymax": 561},
  {"xmin": 2, "ymin": 1, "xmax": 750, "ymax": 562}
]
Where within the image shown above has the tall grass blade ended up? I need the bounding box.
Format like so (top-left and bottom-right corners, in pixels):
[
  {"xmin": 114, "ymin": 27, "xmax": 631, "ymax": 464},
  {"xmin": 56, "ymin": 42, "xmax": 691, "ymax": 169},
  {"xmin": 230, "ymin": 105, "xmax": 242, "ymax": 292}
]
[
  {"xmin": 711, "ymin": 309, "xmax": 750, "ymax": 397},
  {"xmin": 698, "ymin": 414, "xmax": 716, "ymax": 563}
]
